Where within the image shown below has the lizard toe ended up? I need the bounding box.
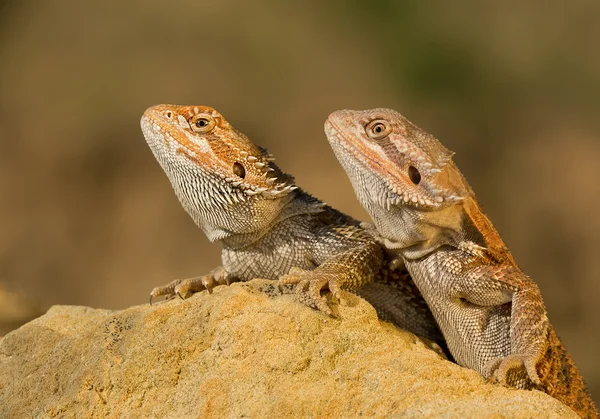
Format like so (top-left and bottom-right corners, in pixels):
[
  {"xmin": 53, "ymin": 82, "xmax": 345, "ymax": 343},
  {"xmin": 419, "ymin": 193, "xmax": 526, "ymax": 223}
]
[
  {"xmin": 148, "ymin": 279, "xmax": 186, "ymax": 304},
  {"xmin": 296, "ymin": 288, "xmax": 333, "ymax": 316},
  {"xmin": 279, "ymin": 267, "xmax": 311, "ymax": 287},
  {"xmin": 278, "ymin": 275, "xmax": 300, "ymax": 287},
  {"xmin": 283, "ymin": 271, "xmax": 336, "ymax": 316},
  {"xmin": 486, "ymin": 354, "xmax": 541, "ymax": 386},
  {"xmin": 328, "ymin": 280, "xmax": 343, "ymax": 304}
]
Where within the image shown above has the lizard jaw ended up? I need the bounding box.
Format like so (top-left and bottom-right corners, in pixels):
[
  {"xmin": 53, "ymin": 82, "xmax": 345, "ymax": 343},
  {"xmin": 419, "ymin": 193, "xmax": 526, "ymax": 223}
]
[
  {"xmin": 141, "ymin": 105, "xmax": 298, "ymax": 201},
  {"xmin": 325, "ymin": 112, "xmax": 455, "ymax": 210}
]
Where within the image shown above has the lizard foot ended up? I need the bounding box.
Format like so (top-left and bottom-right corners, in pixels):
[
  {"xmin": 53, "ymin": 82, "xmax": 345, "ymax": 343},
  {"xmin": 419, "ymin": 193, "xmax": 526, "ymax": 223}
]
[
  {"xmin": 279, "ymin": 267, "xmax": 342, "ymax": 317},
  {"xmin": 485, "ymin": 354, "xmax": 541, "ymax": 386},
  {"xmin": 149, "ymin": 275, "xmax": 216, "ymax": 305}
]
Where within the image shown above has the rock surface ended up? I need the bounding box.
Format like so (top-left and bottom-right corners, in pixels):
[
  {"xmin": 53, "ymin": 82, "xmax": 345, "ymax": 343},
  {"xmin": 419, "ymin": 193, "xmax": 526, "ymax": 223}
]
[{"xmin": 0, "ymin": 279, "xmax": 576, "ymax": 418}]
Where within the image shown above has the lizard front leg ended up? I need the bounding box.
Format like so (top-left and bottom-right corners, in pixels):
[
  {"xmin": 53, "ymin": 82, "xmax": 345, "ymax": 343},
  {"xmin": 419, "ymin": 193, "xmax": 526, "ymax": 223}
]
[
  {"xmin": 279, "ymin": 241, "xmax": 383, "ymax": 316},
  {"xmin": 149, "ymin": 266, "xmax": 233, "ymax": 304},
  {"xmin": 485, "ymin": 285, "xmax": 548, "ymax": 387},
  {"xmin": 453, "ymin": 263, "xmax": 548, "ymax": 386}
]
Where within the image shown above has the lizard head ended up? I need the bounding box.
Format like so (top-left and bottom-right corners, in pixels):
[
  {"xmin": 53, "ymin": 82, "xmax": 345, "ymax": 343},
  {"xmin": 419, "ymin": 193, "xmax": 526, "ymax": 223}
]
[
  {"xmin": 325, "ymin": 108, "xmax": 472, "ymax": 254},
  {"xmin": 141, "ymin": 104, "xmax": 297, "ymax": 241}
]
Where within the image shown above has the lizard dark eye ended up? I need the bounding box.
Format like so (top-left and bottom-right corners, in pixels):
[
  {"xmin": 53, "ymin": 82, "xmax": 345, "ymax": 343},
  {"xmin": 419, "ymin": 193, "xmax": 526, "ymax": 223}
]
[
  {"xmin": 233, "ymin": 162, "xmax": 246, "ymax": 179},
  {"xmin": 166, "ymin": 111, "xmax": 173, "ymax": 119},
  {"xmin": 365, "ymin": 119, "xmax": 392, "ymax": 140},
  {"xmin": 190, "ymin": 114, "xmax": 216, "ymax": 133},
  {"xmin": 408, "ymin": 166, "xmax": 421, "ymax": 185}
]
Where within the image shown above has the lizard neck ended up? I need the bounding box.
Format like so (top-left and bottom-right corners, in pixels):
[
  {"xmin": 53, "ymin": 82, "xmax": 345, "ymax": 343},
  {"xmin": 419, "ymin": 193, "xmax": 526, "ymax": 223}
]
[
  {"xmin": 387, "ymin": 196, "xmax": 516, "ymax": 266},
  {"xmin": 461, "ymin": 196, "xmax": 517, "ymax": 266},
  {"xmin": 352, "ymin": 156, "xmax": 515, "ymax": 263},
  {"xmin": 220, "ymin": 190, "xmax": 326, "ymax": 249},
  {"xmin": 374, "ymin": 201, "xmax": 467, "ymax": 260},
  {"xmin": 376, "ymin": 194, "xmax": 515, "ymax": 265},
  {"xmin": 163, "ymin": 161, "xmax": 294, "ymax": 244}
]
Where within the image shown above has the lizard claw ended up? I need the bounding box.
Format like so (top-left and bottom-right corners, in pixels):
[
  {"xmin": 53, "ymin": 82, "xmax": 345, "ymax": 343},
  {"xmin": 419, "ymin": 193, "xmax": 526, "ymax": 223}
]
[
  {"xmin": 148, "ymin": 274, "xmax": 221, "ymax": 304},
  {"xmin": 279, "ymin": 267, "xmax": 339, "ymax": 316},
  {"xmin": 278, "ymin": 267, "xmax": 307, "ymax": 288},
  {"xmin": 328, "ymin": 281, "xmax": 343, "ymax": 304},
  {"xmin": 149, "ymin": 282, "xmax": 180, "ymax": 305},
  {"xmin": 485, "ymin": 354, "xmax": 541, "ymax": 386}
]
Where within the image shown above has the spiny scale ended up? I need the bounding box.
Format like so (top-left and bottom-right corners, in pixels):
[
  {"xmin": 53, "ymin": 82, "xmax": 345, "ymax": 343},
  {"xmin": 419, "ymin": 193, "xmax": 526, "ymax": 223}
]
[{"xmin": 142, "ymin": 104, "xmax": 297, "ymax": 200}]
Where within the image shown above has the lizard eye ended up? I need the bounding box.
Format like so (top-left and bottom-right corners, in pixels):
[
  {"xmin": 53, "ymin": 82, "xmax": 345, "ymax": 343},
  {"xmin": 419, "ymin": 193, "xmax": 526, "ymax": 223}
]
[
  {"xmin": 233, "ymin": 162, "xmax": 246, "ymax": 179},
  {"xmin": 190, "ymin": 114, "xmax": 216, "ymax": 133},
  {"xmin": 165, "ymin": 111, "xmax": 173, "ymax": 119},
  {"xmin": 408, "ymin": 166, "xmax": 421, "ymax": 185},
  {"xmin": 365, "ymin": 119, "xmax": 392, "ymax": 140}
]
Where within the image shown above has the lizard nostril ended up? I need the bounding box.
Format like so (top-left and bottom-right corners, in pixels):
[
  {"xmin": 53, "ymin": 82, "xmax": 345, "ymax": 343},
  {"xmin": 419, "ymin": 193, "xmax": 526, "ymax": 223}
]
[
  {"xmin": 408, "ymin": 166, "xmax": 421, "ymax": 185},
  {"xmin": 233, "ymin": 162, "xmax": 246, "ymax": 179}
]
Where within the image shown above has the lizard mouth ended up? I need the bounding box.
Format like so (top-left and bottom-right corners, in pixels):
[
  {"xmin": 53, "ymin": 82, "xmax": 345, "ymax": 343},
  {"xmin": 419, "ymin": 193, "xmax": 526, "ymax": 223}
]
[
  {"xmin": 142, "ymin": 108, "xmax": 209, "ymax": 161},
  {"xmin": 325, "ymin": 119, "xmax": 383, "ymax": 170},
  {"xmin": 325, "ymin": 115, "xmax": 446, "ymax": 209},
  {"xmin": 325, "ymin": 118, "xmax": 401, "ymax": 195},
  {"xmin": 142, "ymin": 106, "xmax": 298, "ymax": 200}
]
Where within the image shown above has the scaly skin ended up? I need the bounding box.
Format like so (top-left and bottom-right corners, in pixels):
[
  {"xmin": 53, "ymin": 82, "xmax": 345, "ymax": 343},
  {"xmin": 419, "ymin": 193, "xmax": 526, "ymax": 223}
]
[
  {"xmin": 325, "ymin": 108, "xmax": 597, "ymax": 418},
  {"xmin": 140, "ymin": 104, "xmax": 445, "ymax": 348}
]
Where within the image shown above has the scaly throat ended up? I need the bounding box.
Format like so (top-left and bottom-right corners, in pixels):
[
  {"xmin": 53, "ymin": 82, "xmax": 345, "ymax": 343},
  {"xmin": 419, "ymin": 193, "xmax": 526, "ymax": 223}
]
[
  {"xmin": 220, "ymin": 190, "xmax": 326, "ymax": 250},
  {"xmin": 384, "ymin": 203, "xmax": 468, "ymax": 260}
]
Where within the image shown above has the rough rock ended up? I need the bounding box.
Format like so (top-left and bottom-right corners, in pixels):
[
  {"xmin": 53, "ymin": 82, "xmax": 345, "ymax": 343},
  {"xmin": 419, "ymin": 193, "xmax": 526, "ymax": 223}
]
[{"xmin": 0, "ymin": 279, "xmax": 576, "ymax": 418}]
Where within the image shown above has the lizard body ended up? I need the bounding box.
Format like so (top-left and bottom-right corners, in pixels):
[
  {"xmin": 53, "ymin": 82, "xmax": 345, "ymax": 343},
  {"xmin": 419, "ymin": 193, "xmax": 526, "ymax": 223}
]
[
  {"xmin": 140, "ymin": 104, "xmax": 444, "ymax": 347},
  {"xmin": 325, "ymin": 108, "xmax": 597, "ymax": 418}
]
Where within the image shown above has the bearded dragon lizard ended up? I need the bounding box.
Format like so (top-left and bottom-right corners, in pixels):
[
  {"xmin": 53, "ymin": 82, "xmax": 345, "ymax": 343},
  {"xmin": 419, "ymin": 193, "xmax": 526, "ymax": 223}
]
[
  {"xmin": 140, "ymin": 104, "xmax": 445, "ymax": 348},
  {"xmin": 325, "ymin": 108, "xmax": 597, "ymax": 418}
]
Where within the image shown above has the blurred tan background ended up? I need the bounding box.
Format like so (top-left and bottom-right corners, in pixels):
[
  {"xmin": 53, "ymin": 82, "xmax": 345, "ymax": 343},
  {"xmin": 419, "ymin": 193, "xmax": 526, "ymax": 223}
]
[{"xmin": 0, "ymin": 0, "xmax": 598, "ymax": 403}]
